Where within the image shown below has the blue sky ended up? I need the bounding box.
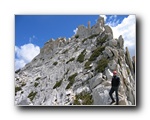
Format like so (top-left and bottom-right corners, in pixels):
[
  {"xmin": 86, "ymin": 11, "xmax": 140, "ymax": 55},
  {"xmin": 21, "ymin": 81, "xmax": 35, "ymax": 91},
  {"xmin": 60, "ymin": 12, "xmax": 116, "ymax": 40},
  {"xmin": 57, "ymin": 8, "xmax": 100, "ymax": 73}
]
[
  {"xmin": 15, "ymin": 15, "xmax": 135, "ymax": 70},
  {"xmin": 15, "ymin": 15, "xmax": 129, "ymax": 47}
]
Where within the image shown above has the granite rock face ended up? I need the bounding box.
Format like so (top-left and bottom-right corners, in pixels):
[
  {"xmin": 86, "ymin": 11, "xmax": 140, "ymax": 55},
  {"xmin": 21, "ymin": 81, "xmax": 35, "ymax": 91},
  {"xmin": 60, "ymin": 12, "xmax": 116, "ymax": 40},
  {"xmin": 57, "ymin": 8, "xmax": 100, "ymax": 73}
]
[{"xmin": 15, "ymin": 16, "xmax": 135, "ymax": 106}]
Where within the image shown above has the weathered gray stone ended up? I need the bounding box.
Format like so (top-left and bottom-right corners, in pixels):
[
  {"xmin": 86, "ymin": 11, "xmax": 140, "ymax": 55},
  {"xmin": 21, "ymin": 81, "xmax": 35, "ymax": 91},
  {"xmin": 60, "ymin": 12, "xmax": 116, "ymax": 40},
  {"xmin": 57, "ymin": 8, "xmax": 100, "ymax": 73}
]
[
  {"xmin": 104, "ymin": 25, "xmax": 113, "ymax": 37},
  {"xmin": 119, "ymin": 49, "xmax": 125, "ymax": 56},
  {"xmin": 107, "ymin": 33, "xmax": 113, "ymax": 40},
  {"xmin": 91, "ymin": 23, "xmax": 103, "ymax": 35},
  {"xmin": 119, "ymin": 98, "xmax": 129, "ymax": 105},
  {"xmin": 104, "ymin": 46, "xmax": 113, "ymax": 58},
  {"xmin": 75, "ymin": 86, "xmax": 91, "ymax": 95},
  {"xmin": 109, "ymin": 39, "xmax": 117, "ymax": 47},
  {"xmin": 91, "ymin": 44, "xmax": 97, "ymax": 51},
  {"xmin": 89, "ymin": 73, "xmax": 103, "ymax": 89},
  {"xmin": 127, "ymin": 86, "xmax": 135, "ymax": 105},
  {"xmin": 97, "ymin": 16, "xmax": 105, "ymax": 27},
  {"xmin": 101, "ymin": 81, "xmax": 111, "ymax": 86},
  {"xmin": 108, "ymin": 60, "xmax": 117, "ymax": 71},
  {"xmin": 92, "ymin": 85, "xmax": 110, "ymax": 105},
  {"xmin": 125, "ymin": 47, "xmax": 134, "ymax": 75},
  {"xmin": 111, "ymin": 48, "xmax": 118, "ymax": 59},
  {"xmin": 118, "ymin": 35, "xmax": 124, "ymax": 48}
]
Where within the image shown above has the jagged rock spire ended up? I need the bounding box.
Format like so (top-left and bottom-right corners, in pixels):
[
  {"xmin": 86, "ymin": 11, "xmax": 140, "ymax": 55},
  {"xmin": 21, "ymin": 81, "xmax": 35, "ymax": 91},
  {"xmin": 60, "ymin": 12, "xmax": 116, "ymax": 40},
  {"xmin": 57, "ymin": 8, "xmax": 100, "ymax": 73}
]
[
  {"xmin": 88, "ymin": 21, "xmax": 91, "ymax": 29},
  {"xmin": 97, "ymin": 16, "xmax": 105, "ymax": 27}
]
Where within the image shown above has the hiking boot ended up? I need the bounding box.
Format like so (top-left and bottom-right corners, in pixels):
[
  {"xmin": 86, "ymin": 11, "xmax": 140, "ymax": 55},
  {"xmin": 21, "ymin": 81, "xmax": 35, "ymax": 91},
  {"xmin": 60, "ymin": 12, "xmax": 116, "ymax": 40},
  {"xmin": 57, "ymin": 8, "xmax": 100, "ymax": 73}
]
[
  {"xmin": 110, "ymin": 101, "xmax": 115, "ymax": 105},
  {"xmin": 115, "ymin": 102, "xmax": 119, "ymax": 105}
]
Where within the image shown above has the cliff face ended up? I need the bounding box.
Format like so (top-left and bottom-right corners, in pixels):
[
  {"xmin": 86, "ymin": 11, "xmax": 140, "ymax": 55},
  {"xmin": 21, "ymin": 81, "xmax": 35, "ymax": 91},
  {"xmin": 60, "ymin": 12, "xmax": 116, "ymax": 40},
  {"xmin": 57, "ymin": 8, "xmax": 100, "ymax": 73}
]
[{"xmin": 15, "ymin": 17, "xmax": 135, "ymax": 106}]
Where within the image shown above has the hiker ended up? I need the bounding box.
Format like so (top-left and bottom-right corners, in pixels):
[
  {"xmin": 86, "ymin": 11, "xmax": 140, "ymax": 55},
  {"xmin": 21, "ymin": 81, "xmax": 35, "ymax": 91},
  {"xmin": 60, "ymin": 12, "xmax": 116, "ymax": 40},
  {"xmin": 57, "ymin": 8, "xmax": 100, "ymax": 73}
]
[{"xmin": 109, "ymin": 70, "xmax": 120, "ymax": 105}]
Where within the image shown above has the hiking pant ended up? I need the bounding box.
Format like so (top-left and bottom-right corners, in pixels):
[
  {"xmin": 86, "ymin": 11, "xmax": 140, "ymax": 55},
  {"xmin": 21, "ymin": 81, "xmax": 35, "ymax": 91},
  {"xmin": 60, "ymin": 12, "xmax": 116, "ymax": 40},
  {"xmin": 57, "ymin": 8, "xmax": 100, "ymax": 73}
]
[{"xmin": 109, "ymin": 87, "xmax": 119, "ymax": 104}]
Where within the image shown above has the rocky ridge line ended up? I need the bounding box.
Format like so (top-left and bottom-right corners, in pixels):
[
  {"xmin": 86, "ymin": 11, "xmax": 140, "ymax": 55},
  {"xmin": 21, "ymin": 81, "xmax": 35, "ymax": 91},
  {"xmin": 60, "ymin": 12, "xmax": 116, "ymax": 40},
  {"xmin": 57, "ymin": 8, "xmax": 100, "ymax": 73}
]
[{"xmin": 15, "ymin": 16, "xmax": 135, "ymax": 105}]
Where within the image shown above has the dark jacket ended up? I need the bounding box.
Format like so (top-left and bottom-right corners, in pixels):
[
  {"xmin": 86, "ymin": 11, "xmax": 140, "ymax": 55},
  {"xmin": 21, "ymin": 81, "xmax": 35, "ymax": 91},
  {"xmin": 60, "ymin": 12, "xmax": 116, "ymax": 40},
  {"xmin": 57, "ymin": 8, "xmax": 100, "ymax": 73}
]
[{"xmin": 111, "ymin": 75, "xmax": 120, "ymax": 88}]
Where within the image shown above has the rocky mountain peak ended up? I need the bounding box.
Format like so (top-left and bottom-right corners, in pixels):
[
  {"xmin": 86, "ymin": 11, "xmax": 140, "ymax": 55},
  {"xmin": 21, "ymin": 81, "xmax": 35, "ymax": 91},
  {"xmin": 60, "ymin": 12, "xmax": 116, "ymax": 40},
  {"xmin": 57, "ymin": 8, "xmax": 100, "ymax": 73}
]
[
  {"xmin": 15, "ymin": 16, "xmax": 135, "ymax": 106},
  {"xmin": 76, "ymin": 16, "xmax": 105, "ymax": 39}
]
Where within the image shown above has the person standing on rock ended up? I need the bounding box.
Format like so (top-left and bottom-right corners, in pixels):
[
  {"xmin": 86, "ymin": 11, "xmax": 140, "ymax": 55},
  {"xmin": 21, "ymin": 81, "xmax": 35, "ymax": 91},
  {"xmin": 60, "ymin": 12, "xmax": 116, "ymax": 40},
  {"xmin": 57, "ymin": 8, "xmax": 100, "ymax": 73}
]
[{"xmin": 109, "ymin": 70, "xmax": 120, "ymax": 105}]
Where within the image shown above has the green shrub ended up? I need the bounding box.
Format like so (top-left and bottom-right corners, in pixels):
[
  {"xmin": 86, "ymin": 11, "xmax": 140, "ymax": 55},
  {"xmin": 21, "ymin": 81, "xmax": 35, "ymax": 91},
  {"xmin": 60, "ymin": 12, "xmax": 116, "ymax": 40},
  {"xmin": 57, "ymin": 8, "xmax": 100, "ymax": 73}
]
[
  {"xmin": 62, "ymin": 49, "xmax": 68, "ymax": 54},
  {"xmin": 15, "ymin": 86, "xmax": 22, "ymax": 93},
  {"xmin": 73, "ymin": 99, "xmax": 81, "ymax": 105},
  {"xmin": 89, "ymin": 46, "xmax": 105, "ymax": 61},
  {"xmin": 21, "ymin": 82, "xmax": 26, "ymax": 87},
  {"xmin": 53, "ymin": 61, "xmax": 58, "ymax": 66},
  {"xmin": 82, "ymin": 38, "xmax": 88, "ymax": 43},
  {"xmin": 88, "ymin": 33, "xmax": 99, "ymax": 39},
  {"xmin": 53, "ymin": 79, "xmax": 63, "ymax": 89},
  {"xmin": 97, "ymin": 35, "xmax": 108, "ymax": 45},
  {"xmin": 65, "ymin": 69, "xmax": 69, "ymax": 75},
  {"xmin": 73, "ymin": 91, "xmax": 93, "ymax": 105},
  {"xmin": 66, "ymin": 58, "xmax": 75, "ymax": 64},
  {"xmin": 28, "ymin": 91, "xmax": 37, "ymax": 101},
  {"xmin": 77, "ymin": 49, "xmax": 86, "ymax": 63},
  {"xmin": 34, "ymin": 82, "xmax": 39, "ymax": 87},
  {"xmin": 75, "ymin": 34, "xmax": 79, "ymax": 38},
  {"xmin": 66, "ymin": 73, "xmax": 78, "ymax": 89},
  {"xmin": 95, "ymin": 58, "xmax": 109, "ymax": 73},
  {"xmin": 84, "ymin": 61, "xmax": 92, "ymax": 70},
  {"xmin": 82, "ymin": 33, "xmax": 99, "ymax": 43}
]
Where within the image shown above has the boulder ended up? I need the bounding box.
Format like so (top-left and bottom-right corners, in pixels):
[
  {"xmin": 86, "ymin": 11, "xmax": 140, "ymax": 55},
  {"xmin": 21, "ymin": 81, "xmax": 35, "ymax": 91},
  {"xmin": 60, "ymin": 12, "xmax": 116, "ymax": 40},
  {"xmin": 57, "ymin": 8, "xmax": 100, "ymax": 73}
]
[
  {"xmin": 104, "ymin": 25, "xmax": 113, "ymax": 37},
  {"xmin": 103, "ymin": 46, "xmax": 113, "ymax": 58},
  {"xmin": 108, "ymin": 60, "xmax": 117, "ymax": 71},
  {"xmin": 91, "ymin": 23, "xmax": 103, "ymax": 35},
  {"xmin": 89, "ymin": 73, "xmax": 103, "ymax": 89},
  {"xmin": 107, "ymin": 33, "xmax": 113, "ymax": 40},
  {"xmin": 92, "ymin": 85, "xmax": 110, "ymax": 105},
  {"xmin": 119, "ymin": 98, "xmax": 129, "ymax": 105},
  {"xmin": 109, "ymin": 39, "xmax": 117, "ymax": 47},
  {"xmin": 119, "ymin": 49, "xmax": 124, "ymax": 56},
  {"xmin": 75, "ymin": 86, "xmax": 91, "ymax": 95},
  {"xmin": 101, "ymin": 81, "xmax": 111, "ymax": 86}
]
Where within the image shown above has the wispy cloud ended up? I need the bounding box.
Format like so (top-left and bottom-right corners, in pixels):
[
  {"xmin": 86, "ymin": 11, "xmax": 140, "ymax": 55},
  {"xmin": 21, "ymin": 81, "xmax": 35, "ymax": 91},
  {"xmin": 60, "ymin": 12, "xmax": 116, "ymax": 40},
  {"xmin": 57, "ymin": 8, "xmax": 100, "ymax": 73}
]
[
  {"xmin": 107, "ymin": 15, "xmax": 119, "ymax": 27},
  {"xmin": 15, "ymin": 43, "xmax": 40, "ymax": 70},
  {"xmin": 107, "ymin": 15, "xmax": 136, "ymax": 57},
  {"xmin": 108, "ymin": 15, "xmax": 117, "ymax": 21},
  {"xmin": 29, "ymin": 35, "xmax": 37, "ymax": 43}
]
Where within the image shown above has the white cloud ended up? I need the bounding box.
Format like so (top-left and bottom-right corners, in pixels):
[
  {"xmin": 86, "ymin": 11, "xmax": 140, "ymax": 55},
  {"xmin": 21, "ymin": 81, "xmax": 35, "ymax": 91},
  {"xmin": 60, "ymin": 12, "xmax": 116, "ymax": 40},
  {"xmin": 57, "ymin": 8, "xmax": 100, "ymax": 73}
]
[
  {"xmin": 107, "ymin": 15, "xmax": 136, "ymax": 57},
  {"xmin": 107, "ymin": 19, "xmax": 120, "ymax": 27},
  {"xmin": 15, "ymin": 43, "xmax": 40, "ymax": 70},
  {"xmin": 15, "ymin": 59, "xmax": 26, "ymax": 71},
  {"xmin": 73, "ymin": 28, "xmax": 78, "ymax": 34}
]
